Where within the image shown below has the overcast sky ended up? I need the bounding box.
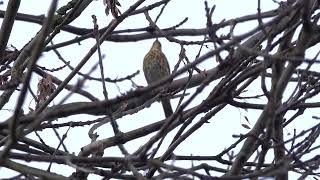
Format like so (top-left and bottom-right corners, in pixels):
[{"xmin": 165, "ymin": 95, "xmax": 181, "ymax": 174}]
[{"xmin": 1, "ymin": 0, "xmax": 317, "ymax": 179}]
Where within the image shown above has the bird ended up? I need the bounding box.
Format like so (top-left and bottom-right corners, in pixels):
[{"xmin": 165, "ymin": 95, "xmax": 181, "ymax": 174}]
[{"xmin": 143, "ymin": 39, "xmax": 173, "ymax": 118}]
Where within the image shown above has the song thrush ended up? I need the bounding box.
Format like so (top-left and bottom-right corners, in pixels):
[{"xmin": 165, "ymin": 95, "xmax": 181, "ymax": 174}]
[{"xmin": 143, "ymin": 40, "xmax": 173, "ymax": 118}]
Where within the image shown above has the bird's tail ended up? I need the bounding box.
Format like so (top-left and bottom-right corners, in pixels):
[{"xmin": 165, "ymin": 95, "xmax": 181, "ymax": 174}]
[{"xmin": 161, "ymin": 98, "xmax": 173, "ymax": 118}]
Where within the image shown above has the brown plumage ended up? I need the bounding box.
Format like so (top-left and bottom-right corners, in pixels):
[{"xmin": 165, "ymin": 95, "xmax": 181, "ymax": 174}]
[{"xmin": 143, "ymin": 40, "xmax": 173, "ymax": 118}]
